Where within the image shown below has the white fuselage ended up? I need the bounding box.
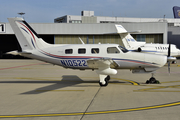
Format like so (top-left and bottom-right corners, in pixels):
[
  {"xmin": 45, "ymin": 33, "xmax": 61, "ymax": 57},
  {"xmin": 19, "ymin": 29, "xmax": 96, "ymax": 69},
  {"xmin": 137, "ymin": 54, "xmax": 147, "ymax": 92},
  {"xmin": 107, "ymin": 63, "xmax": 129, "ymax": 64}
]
[
  {"xmin": 138, "ymin": 44, "xmax": 180, "ymax": 57},
  {"xmin": 115, "ymin": 24, "xmax": 180, "ymax": 58},
  {"xmin": 22, "ymin": 44, "xmax": 166, "ymax": 71},
  {"xmin": 7, "ymin": 18, "xmax": 168, "ymax": 86}
]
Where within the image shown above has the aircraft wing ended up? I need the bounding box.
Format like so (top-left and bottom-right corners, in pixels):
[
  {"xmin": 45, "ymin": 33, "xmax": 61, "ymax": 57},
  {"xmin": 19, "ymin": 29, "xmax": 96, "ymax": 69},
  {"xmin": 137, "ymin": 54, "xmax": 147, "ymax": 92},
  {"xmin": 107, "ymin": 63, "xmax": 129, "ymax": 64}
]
[
  {"xmin": 87, "ymin": 58, "xmax": 119, "ymax": 69},
  {"xmin": 87, "ymin": 58, "xmax": 118, "ymax": 75}
]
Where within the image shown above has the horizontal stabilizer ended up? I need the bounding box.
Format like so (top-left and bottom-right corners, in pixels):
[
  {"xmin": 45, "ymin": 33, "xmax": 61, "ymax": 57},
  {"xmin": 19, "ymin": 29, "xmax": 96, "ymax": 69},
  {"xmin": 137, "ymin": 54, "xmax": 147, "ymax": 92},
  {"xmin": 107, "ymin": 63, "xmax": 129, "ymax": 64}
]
[
  {"xmin": 6, "ymin": 50, "xmax": 32, "ymax": 55},
  {"xmin": 104, "ymin": 30, "xmax": 141, "ymax": 35},
  {"xmin": 119, "ymin": 30, "xmax": 142, "ymax": 34}
]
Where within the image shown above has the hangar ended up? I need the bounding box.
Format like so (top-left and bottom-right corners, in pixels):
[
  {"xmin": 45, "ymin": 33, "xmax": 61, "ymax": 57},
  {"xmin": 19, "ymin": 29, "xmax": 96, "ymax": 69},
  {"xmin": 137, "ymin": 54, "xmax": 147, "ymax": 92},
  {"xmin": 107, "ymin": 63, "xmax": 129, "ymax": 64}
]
[{"xmin": 0, "ymin": 11, "xmax": 180, "ymax": 58}]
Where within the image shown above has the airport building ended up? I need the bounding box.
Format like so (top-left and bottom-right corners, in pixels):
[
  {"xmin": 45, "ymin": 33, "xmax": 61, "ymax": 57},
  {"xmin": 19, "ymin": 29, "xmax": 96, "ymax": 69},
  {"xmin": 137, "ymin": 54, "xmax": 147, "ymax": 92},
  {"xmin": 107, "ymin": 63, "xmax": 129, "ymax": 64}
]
[{"xmin": 1, "ymin": 11, "xmax": 180, "ymax": 58}]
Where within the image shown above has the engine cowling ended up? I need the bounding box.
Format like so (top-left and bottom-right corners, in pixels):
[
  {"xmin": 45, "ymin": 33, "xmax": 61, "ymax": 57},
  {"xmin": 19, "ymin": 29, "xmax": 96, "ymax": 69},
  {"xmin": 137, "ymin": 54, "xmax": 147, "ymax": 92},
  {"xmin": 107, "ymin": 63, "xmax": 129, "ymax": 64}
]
[
  {"xmin": 137, "ymin": 47, "xmax": 156, "ymax": 52},
  {"xmin": 167, "ymin": 56, "xmax": 176, "ymax": 62}
]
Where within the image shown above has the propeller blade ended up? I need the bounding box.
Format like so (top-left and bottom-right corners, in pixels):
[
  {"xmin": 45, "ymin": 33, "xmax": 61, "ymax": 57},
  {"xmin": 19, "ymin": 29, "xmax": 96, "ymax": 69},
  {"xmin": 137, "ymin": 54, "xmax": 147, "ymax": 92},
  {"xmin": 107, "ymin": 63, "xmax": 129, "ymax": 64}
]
[
  {"xmin": 168, "ymin": 61, "xmax": 170, "ymax": 74},
  {"xmin": 167, "ymin": 43, "xmax": 171, "ymax": 74},
  {"xmin": 168, "ymin": 43, "xmax": 171, "ymax": 57}
]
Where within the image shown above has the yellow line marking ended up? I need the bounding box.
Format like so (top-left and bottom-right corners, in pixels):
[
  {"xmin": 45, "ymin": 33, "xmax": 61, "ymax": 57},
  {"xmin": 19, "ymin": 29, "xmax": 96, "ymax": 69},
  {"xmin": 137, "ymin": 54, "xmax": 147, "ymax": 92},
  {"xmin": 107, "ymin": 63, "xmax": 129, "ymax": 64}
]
[
  {"xmin": 15, "ymin": 77, "xmax": 62, "ymax": 81},
  {"xmin": 86, "ymin": 101, "xmax": 180, "ymax": 114},
  {"xmin": 110, "ymin": 83, "xmax": 131, "ymax": 85},
  {"xmin": 35, "ymin": 90, "xmax": 84, "ymax": 92},
  {"xmin": 134, "ymin": 85, "xmax": 180, "ymax": 92},
  {"xmin": 112, "ymin": 78, "xmax": 139, "ymax": 85},
  {"xmin": 161, "ymin": 80, "xmax": 180, "ymax": 83},
  {"xmin": 0, "ymin": 101, "xmax": 180, "ymax": 118},
  {"xmin": 0, "ymin": 113, "xmax": 84, "ymax": 118}
]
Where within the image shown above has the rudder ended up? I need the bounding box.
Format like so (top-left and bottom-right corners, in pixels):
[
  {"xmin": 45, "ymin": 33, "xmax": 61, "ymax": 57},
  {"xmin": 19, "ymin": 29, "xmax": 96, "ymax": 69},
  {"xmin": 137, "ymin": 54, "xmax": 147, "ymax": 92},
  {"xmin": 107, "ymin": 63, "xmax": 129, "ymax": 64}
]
[
  {"xmin": 8, "ymin": 18, "xmax": 51, "ymax": 51},
  {"xmin": 115, "ymin": 24, "xmax": 145, "ymax": 50}
]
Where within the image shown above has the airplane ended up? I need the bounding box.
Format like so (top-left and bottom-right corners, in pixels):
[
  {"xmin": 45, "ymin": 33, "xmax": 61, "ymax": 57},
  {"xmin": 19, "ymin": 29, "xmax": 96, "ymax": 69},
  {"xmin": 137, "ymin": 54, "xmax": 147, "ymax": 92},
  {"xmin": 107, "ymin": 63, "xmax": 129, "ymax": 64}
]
[
  {"xmin": 7, "ymin": 17, "xmax": 167, "ymax": 86},
  {"xmin": 115, "ymin": 25, "xmax": 180, "ymax": 63}
]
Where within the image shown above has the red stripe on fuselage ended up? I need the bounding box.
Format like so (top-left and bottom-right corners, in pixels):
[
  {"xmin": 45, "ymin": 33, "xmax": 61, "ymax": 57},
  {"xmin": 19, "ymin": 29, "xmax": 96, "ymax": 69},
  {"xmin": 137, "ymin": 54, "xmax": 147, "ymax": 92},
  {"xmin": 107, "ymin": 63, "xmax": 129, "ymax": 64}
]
[{"xmin": 19, "ymin": 22, "xmax": 36, "ymax": 45}]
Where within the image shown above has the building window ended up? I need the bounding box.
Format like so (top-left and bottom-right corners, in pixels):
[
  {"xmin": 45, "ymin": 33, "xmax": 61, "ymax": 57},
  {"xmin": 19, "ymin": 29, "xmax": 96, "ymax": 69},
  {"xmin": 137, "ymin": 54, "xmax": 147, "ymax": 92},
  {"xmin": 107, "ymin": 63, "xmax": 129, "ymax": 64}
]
[
  {"xmin": 136, "ymin": 35, "xmax": 146, "ymax": 42},
  {"xmin": 78, "ymin": 48, "xmax": 86, "ymax": 54},
  {"xmin": 91, "ymin": 48, "xmax": 99, "ymax": 54},
  {"xmin": 69, "ymin": 20, "xmax": 82, "ymax": 23},
  {"xmin": 65, "ymin": 49, "xmax": 73, "ymax": 54},
  {"xmin": 107, "ymin": 47, "xmax": 120, "ymax": 54}
]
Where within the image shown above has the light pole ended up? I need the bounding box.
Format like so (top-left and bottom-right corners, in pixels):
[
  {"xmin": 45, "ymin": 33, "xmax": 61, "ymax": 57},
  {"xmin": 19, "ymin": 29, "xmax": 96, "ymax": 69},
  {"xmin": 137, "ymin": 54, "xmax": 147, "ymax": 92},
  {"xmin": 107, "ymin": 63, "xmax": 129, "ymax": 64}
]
[{"xmin": 18, "ymin": 12, "xmax": 25, "ymax": 19}]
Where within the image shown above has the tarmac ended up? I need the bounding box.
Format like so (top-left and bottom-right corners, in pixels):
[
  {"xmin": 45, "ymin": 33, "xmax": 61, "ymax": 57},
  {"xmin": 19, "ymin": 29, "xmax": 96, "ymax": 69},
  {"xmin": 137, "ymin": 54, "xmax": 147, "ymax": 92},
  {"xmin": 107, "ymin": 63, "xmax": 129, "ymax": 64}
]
[{"xmin": 0, "ymin": 59, "xmax": 180, "ymax": 120}]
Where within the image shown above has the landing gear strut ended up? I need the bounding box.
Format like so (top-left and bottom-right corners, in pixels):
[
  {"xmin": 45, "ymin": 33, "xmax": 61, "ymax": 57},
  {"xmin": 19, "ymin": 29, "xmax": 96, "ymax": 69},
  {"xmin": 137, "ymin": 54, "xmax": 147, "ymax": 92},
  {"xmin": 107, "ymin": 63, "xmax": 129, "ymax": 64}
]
[
  {"xmin": 146, "ymin": 73, "xmax": 160, "ymax": 84},
  {"xmin": 99, "ymin": 75, "xmax": 110, "ymax": 87}
]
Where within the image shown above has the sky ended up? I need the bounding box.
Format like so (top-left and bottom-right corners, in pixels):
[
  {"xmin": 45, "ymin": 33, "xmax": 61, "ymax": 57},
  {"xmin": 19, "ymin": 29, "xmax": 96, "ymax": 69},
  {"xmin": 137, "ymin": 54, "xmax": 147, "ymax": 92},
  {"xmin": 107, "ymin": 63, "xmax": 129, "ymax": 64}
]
[{"xmin": 0, "ymin": 0, "xmax": 179, "ymax": 23}]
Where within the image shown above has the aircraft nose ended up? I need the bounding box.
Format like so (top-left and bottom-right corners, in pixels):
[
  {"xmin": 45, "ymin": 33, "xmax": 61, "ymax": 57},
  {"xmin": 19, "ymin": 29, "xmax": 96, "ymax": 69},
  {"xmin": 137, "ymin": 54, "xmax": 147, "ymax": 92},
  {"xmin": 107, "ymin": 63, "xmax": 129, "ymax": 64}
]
[
  {"xmin": 145, "ymin": 54, "xmax": 167, "ymax": 67},
  {"xmin": 178, "ymin": 50, "xmax": 180, "ymax": 56},
  {"xmin": 158, "ymin": 55, "xmax": 167, "ymax": 67}
]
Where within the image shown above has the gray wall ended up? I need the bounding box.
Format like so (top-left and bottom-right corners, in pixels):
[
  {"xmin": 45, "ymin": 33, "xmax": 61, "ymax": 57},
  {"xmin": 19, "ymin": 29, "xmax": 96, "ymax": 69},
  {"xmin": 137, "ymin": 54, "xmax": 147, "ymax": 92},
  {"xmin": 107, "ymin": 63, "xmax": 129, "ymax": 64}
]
[
  {"xmin": 1, "ymin": 22, "xmax": 167, "ymax": 38},
  {"xmin": 0, "ymin": 21, "xmax": 169, "ymax": 58},
  {"xmin": 168, "ymin": 26, "xmax": 180, "ymax": 48}
]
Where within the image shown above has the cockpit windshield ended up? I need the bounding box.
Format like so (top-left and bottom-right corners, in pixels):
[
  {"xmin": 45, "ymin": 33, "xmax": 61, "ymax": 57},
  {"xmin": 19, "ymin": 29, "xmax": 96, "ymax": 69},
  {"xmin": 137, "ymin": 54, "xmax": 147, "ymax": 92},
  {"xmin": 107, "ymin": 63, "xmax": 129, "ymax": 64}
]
[{"xmin": 118, "ymin": 46, "xmax": 129, "ymax": 53}]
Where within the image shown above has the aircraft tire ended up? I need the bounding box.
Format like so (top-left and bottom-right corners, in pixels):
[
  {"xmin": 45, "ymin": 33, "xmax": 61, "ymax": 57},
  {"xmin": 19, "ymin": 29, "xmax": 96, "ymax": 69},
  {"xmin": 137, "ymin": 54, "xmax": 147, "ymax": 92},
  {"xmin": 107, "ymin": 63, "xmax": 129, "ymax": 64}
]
[
  {"xmin": 146, "ymin": 80, "xmax": 150, "ymax": 84},
  {"xmin": 106, "ymin": 75, "xmax": 110, "ymax": 81},
  {"xmin": 146, "ymin": 77, "xmax": 160, "ymax": 84},
  {"xmin": 99, "ymin": 79, "xmax": 108, "ymax": 87}
]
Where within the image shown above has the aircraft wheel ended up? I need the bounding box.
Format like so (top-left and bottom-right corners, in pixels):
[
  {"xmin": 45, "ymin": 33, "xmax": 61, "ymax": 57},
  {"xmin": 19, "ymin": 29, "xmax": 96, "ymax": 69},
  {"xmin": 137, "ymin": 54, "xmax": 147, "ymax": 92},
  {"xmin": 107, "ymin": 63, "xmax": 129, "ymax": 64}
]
[
  {"xmin": 146, "ymin": 80, "xmax": 150, "ymax": 84},
  {"xmin": 146, "ymin": 77, "xmax": 160, "ymax": 84},
  {"xmin": 99, "ymin": 79, "xmax": 108, "ymax": 87},
  {"xmin": 106, "ymin": 75, "xmax": 110, "ymax": 81},
  {"xmin": 172, "ymin": 61, "xmax": 177, "ymax": 64}
]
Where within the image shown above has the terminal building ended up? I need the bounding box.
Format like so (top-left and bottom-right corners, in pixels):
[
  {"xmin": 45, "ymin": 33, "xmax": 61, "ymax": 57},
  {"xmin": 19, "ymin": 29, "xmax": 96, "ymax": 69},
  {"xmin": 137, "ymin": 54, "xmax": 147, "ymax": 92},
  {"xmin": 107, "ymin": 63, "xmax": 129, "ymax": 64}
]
[{"xmin": 1, "ymin": 11, "xmax": 180, "ymax": 58}]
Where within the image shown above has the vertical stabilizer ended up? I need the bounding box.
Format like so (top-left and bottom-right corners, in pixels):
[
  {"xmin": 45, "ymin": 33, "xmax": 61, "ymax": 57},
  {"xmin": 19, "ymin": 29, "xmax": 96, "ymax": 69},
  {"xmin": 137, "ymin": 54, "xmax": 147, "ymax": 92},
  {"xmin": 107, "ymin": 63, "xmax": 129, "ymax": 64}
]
[
  {"xmin": 8, "ymin": 18, "xmax": 51, "ymax": 51},
  {"xmin": 173, "ymin": 6, "xmax": 180, "ymax": 18},
  {"xmin": 115, "ymin": 24, "xmax": 145, "ymax": 50}
]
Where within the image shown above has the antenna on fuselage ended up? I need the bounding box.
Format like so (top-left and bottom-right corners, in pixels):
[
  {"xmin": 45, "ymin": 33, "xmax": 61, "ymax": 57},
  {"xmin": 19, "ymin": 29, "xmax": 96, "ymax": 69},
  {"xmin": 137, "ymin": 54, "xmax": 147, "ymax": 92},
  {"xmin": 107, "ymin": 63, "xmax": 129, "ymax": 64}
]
[{"xmin": 78, "ymin": 37, "xmax": 85, "ymax": 44}]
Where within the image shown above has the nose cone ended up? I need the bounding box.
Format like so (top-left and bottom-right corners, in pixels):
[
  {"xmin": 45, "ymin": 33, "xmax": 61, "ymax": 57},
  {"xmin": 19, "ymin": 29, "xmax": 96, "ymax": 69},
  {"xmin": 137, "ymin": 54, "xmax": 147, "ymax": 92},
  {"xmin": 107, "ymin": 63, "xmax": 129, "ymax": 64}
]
[
  {"xmin": 154, "ymin": 55, "xmax": 167, "ymax": 67},
  {"xmin": 178, "ymin": 50, "xmax": 180, "ymax": 56},
  {"xmin": 161, "ymin": 55, "xmax": 168, "ymax": 67},
  {"xmin": 145, "ymin": 54, "xmax": 167, "ymax": 67}
]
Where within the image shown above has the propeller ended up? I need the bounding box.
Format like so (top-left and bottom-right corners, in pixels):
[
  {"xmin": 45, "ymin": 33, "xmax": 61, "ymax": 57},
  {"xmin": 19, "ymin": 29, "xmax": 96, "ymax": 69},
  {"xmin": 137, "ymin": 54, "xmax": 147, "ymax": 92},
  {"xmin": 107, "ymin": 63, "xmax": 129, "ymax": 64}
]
[{"xmin": 167, "ymin": 43, "xmax": 171, "ymax": 74}]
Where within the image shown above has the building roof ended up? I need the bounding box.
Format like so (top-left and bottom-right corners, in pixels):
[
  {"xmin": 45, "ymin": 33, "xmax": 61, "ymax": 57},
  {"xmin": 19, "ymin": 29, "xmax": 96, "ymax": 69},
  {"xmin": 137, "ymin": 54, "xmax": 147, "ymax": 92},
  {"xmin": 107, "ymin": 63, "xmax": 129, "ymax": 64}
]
[
  {"xmin": 1, "ymin": 22, "xmax": 167, "ymax": 35},
  {"xmin": 54, "ymin": 11, "xmax": 180, "ymax": 26}
]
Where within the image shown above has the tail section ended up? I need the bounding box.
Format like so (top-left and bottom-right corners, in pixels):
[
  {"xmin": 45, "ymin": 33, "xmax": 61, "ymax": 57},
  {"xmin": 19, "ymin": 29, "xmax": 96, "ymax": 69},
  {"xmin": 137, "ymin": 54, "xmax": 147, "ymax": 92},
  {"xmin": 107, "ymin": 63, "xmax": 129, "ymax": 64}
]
[
  {"xmin": 173, "ymin": 6, "xmax": 180, "ymax": 18},
  {"xmin": 8, "ymin": 18, "xmax": 51, "ymax": 51},
  {"xmin": 115, "ymin": 25, "xmax": 145, "ymax": 50}
]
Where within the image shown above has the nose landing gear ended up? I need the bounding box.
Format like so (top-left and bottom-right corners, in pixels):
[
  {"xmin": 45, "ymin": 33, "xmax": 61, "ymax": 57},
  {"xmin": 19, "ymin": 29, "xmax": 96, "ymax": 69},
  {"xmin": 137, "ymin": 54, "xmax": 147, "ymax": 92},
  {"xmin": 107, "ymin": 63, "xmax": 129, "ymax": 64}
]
[{"xmin": 146, "ymin": 73, "xmax": 160, "ymax": 84}]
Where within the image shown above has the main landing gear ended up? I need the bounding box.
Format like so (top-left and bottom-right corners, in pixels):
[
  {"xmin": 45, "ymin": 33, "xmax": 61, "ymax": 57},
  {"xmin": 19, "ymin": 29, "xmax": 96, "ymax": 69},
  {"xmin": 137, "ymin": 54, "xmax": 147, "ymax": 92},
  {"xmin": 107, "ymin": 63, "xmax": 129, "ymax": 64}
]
[
  {"xmin": 99, "ymin": 75, "xmax": 110, "ymax": 87},
  {"xmin": 146, "ymin": 73, "xmax": 160, "ymax": 84}
]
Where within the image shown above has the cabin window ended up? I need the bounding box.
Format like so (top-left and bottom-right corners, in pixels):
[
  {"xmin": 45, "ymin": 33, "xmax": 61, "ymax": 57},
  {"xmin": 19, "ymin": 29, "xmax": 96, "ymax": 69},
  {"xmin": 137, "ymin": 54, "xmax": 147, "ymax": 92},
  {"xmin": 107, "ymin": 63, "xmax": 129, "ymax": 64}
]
[
  {"xmin": 78, "ymin": 48, "xmax": 86, "ymax": 54},
  {"xmin": 107, "ymin": 47, "xmax": 120, "ymax": 54},
  {"xmin": 65, "ymin": 49, "xmax": 73, "ymax": 54},
  {"xmin": 91, "ymin": 48, "xmax": 99, "ymax": 54},
  {"xmin": 118, "ymin": 46, "xmax": 128, "ymax": 53}
]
